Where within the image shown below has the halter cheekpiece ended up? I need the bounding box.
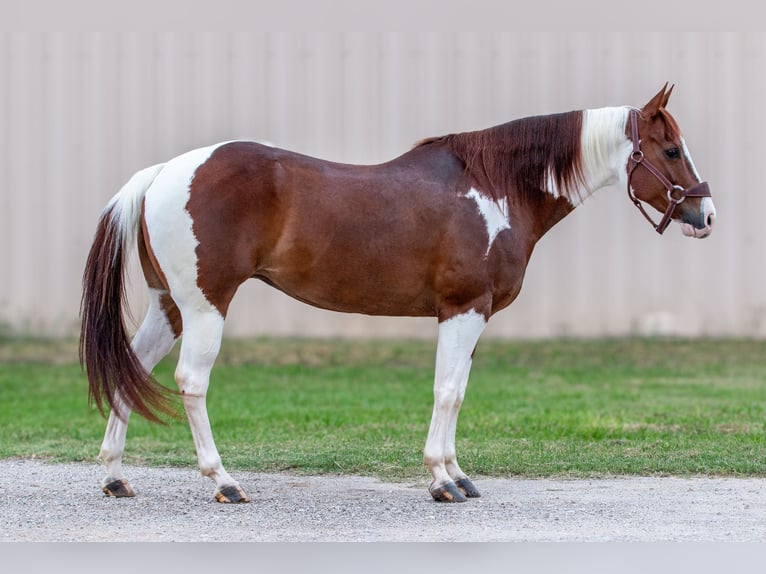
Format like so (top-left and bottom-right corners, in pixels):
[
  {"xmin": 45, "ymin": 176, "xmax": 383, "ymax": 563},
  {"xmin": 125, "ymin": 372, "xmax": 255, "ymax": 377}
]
[{"xmin": 626, "ymin": 109, "xmax": 711, "ymax": 235}]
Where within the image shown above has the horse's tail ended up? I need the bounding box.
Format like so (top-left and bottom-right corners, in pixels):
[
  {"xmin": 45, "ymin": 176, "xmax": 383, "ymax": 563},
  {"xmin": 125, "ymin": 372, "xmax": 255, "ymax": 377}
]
[{"xmin": 79, "ymin": 164, "xmax": 175, "ymax": 424}]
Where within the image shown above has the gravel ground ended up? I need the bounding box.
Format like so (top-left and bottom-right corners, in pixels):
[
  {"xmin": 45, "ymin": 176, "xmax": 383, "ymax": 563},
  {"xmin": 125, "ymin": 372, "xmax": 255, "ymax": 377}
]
[{"xmin": 3, "ymin": 458, "xmax": 766, "ymax": 542}]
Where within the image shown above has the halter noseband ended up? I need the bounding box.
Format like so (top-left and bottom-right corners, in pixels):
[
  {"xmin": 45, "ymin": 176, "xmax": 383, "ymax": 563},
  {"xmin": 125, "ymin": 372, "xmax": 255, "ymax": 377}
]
[{"xmin": 627, "ymin": 109, "xmax": 711, "ymax": 235}]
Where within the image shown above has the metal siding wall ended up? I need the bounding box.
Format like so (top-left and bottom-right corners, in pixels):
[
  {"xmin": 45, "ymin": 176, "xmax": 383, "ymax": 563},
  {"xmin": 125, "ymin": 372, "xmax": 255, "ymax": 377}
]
[{"xmin": 0, "ymin": 32, "xmax": 762, "ymax": 339}]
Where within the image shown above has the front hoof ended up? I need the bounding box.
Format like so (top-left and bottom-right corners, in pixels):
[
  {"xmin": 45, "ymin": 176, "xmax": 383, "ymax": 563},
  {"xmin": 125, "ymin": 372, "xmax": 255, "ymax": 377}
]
[
  {"xmin": 429, "ymin": 481, "xmax": 468, "ymax": 503},
  {"xmin": 215, "ymin": 485, "xmax": 250, "ymax": 503},
  {"xmin": 102, "ymin": 478, "xmax": 135, "ymax": 498},
  {"xmin": 455, "ymin": 477, "xmax": 481, "ymax": 498}
]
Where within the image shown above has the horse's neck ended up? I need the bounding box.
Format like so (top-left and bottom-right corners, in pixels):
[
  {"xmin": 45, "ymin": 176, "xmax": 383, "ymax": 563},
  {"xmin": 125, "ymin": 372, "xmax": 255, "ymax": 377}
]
[
  {"xmin": 518, "ymin": 106, "xmax": 633, "ymax": 242},
  {"xmin": 574, "ymin": 106, "xmax": 633, "ymax": 203}
]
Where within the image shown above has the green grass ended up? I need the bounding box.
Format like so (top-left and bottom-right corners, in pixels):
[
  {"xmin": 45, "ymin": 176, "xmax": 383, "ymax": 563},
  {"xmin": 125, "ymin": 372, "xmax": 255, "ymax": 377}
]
[{"xmin": 1, "ymin": 337, "xmax": 765, "ymax": 480}]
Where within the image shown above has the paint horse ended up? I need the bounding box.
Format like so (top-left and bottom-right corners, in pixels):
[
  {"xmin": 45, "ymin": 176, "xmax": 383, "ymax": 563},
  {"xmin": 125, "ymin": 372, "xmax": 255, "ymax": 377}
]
[{"xmin": 81, "ymin": 84, "xmax": 715, "ymax": 504}]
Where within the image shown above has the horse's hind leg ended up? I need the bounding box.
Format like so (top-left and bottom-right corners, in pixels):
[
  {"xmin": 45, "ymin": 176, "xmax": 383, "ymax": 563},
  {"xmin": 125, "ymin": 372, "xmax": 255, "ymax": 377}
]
[
  {"xmin": 99, "ymin": 289, "xmax": 180, "ymax": 497},
  {"xmin": 174, "ymin": 305, "xmax": 248, "ymax": 503}
]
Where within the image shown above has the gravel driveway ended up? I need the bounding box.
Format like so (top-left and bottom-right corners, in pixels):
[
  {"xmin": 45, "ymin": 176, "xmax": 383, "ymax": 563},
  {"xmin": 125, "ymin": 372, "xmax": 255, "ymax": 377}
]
[{"xmin": 2, "ymin": 458, "xmax": 766, "ymax": 542}]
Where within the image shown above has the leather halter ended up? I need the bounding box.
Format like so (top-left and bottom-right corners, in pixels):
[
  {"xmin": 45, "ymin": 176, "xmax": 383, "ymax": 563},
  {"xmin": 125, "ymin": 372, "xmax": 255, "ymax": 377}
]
[{"xmin": 626, "ymin": 109, "xmax": 711, "ymax": 235}]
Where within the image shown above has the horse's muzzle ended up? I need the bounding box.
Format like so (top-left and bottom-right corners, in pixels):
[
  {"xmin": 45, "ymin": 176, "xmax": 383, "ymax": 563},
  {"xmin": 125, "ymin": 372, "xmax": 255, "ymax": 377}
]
[{"xmin": 681, "ymin": 196, "xmax": 716, "ymax": 238}]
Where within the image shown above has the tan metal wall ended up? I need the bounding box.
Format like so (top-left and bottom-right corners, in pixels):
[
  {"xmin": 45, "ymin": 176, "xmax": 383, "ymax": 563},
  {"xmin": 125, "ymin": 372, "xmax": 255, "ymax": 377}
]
[{"xmin": 0, "ymin": 32, "xmax": 762, "ymax": 339}]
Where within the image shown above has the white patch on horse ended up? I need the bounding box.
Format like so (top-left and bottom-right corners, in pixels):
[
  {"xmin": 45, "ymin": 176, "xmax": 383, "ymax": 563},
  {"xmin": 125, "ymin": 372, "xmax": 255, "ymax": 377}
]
[
  {"xmin": 544, "ymin": 171, "xmax": 563, "ymax": 202},
  {"xmin": 464, "ymin": 188, "xmax": 510, "ymax": 256},
  {"xmin": 142, "ymin": 142, "xmax": 232, "ymax": 313},
  {"xmin": 680, "ymin": 138, "xmax": 716, "ymax": 231},
  {"xmin": 424, "ymin": 309, "xmax": 487, "ymax": 489},
  {"xmin": 700, "ymin": 197, "xmax": 716, "ymax": 218},
  {"xmin": 680, "ymin": 137, "xmax": 702, "ymax": 181},
  {"xmin": 575, "ymin": 107, "xmax": 634, "ymax": 205}
]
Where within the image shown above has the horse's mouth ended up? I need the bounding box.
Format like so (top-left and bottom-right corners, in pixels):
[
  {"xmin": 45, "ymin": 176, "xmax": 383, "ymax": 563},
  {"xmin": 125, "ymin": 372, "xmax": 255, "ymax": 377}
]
[{"xmin": 681, "ymin": 222, "xmax": 713, "ymax": 239}]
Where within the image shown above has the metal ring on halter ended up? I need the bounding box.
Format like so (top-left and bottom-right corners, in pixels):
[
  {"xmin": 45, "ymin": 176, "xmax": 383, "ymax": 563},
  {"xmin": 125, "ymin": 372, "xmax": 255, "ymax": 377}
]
[
  {"xmin": 631, "ymin": 150, "xmax": 644, "ymax": 162},
  {"xmin": 668, "ymin": 185, "xmax": 686, "ymax": 204}
]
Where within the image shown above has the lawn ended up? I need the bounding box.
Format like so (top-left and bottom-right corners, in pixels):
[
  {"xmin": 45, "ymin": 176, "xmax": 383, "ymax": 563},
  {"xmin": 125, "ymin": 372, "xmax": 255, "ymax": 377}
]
[{"xmin": 1, "ymin": 337, "xmax": 765, "ymax": 480}]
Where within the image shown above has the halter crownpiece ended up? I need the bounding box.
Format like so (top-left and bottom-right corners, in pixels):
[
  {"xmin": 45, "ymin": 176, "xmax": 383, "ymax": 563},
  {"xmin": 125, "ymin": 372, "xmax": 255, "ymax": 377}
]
[{"xmin": 626, "ymin": 109, "xmax": 711, "ymax": 235}]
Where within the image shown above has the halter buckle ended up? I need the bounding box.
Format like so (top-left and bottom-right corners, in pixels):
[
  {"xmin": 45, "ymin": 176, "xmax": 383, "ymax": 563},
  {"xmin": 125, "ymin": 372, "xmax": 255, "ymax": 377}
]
[{"xmin": 668, "ymin": 185, "xmax": 686, "ymax": 205}]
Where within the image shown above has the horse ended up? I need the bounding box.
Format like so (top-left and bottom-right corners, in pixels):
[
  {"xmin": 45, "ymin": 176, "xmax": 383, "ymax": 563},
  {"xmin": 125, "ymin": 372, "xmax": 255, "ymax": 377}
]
[{"xmin": 80, "ymin": 84, "xmax": 715, "ymax": 504}]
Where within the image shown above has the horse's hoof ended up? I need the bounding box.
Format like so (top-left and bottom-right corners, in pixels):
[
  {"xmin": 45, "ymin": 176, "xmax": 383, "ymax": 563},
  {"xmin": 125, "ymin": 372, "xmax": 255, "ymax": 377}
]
[
  {"xmin": 215, "ymin": 485, "xmax": 250, "ymax": 503},
  {"xmin": 102, "ymin": 478, "xmax": 135, "ymax": 498},
  {"xmin": 429, "ymin": 481, "xmax": 468, "ymax": 503},
  {"xmin": 455, "ymin": 477, "xmax": 481, "ymax": 498}
]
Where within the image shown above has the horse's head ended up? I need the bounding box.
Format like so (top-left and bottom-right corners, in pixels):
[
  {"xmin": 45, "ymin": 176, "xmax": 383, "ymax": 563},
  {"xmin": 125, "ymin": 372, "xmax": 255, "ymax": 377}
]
[{"xmin": 626, "ymin": 84, "xmax": 716, "ymax": 238}]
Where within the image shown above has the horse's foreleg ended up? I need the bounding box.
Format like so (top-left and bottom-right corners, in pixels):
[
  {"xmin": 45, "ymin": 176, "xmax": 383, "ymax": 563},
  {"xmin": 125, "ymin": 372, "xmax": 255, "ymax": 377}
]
[
  {"xmin": 99, "ymin": 289, "xmax": 179, "ymax": 497},
  {"xmin": 175, "ymin": 308, "xmax": 248, "ymax": 503},
  {"xmin": 423, "ymin": 309, "xmax": 486, "ymax": 502}
]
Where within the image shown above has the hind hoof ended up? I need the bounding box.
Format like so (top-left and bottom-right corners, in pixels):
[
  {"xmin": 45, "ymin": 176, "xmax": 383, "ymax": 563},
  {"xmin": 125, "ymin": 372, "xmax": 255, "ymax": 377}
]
[
  {"xmin": 215, "ymin": 485, "xmax": 250, "ymax": 503},
  {"xmin": 429, "ymin": 481, "xmax": 468, "ymax": 503},
  {"xmin": 102, "ymin": 478, "xmax": 135, "ymax": 498}
]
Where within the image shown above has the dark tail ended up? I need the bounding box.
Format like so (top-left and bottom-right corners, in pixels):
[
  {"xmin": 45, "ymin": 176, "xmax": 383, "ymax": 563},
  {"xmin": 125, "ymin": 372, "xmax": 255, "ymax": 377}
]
[{"xmin": 79, "ymin": 170, "xmax": 176, "ymax": 424}]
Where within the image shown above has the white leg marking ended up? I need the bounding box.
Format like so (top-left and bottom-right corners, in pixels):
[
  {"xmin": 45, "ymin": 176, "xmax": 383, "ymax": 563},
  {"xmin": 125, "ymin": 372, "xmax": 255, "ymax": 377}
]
[
  {"xmin": 424, "ymin": 309, "xmax": 487, "ymax": 490},
  {"xmin": 175, "ymin": 308, "xmax": 239, "ymax": 492},
  {"xmin": 99, "ymin": 394, "xmax": 131, "ymax": 485},
  {"xmin": 131, "ymin": 288, "xmax": 180, "ymax": 370},
  {"xmin": 99, "ymin": 290, "xmax": 179, "ymax": 485},
  {"xmin": 144, "ymin": 142, "xmax": 244, "ymax": 497},
  {"xmin": 464, "ymin": 188, "xmax": 510, "ymax": 256}
]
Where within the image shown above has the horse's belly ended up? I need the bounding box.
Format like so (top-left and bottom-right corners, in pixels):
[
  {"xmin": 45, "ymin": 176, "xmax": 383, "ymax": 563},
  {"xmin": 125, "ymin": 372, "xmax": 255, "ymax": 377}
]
[{"xmin": 257, "ymin": 247, "xmax": 437, "ymax": 317}]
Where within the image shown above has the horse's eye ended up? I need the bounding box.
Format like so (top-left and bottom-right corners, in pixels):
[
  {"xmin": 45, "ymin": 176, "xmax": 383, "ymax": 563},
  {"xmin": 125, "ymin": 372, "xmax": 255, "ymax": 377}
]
[{"xmin": 664, "ymin": 147, "xmax": 680, "ymax": 159}]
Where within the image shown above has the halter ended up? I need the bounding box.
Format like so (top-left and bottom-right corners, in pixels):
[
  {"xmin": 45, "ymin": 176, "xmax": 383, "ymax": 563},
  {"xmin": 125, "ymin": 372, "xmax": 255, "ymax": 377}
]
[{"xmin": 626, "ymin": 109, "xmax": 711, "ymax": 235}]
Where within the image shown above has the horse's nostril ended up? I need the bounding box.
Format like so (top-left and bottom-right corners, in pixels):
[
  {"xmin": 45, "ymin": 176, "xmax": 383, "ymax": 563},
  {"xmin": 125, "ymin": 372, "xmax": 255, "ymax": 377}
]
[{"xmin": 706, "ymin": 212, "xmax": 716, "ymax": 228}]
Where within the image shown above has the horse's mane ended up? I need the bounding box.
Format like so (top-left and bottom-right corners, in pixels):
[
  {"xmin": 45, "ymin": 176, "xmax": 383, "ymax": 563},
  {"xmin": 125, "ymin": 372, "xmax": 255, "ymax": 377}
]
[{"xmin": 417, "ymin": 111, "xmax": 586, "ymax": 206}]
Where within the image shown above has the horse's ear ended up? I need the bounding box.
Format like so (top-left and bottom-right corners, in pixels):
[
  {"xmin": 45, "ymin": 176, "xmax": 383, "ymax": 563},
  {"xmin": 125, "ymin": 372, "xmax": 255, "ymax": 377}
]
[
  {"xmin": 662, "ymin": 83, "xmax": 674, "ymax": 108},
  {"xmin": 643, "ymin": 82, "xmax": 672, "ymax": 116}
]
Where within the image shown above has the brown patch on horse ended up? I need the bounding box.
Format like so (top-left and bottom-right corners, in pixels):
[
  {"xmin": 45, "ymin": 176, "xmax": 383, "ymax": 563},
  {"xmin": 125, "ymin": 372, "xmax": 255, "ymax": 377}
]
[
  {"xmin": 417, "ymin": 111, "xmax": 586, "ymax": 206},
  {"xmin": 138, "ymin": 201, "xmax": 170, "ymax": 292},
  {"xmin": 185, "ymin": 141, "xmax": 474, "ymax": 319},
  {"xmin": 138, "ymin": 205, "xmax": 183, "ymax": 338},
  {"xmin": 185, "ymin": 142, "xmax": 283, "ymax": 317},
  {"xmin": 183, "ymin": 137, "xmax": 579, "ymax": 326}
]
